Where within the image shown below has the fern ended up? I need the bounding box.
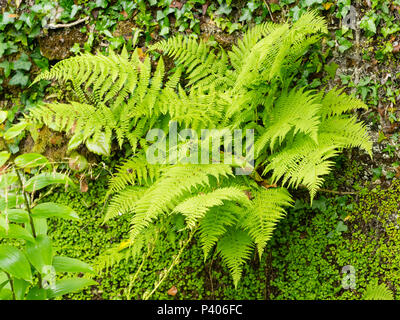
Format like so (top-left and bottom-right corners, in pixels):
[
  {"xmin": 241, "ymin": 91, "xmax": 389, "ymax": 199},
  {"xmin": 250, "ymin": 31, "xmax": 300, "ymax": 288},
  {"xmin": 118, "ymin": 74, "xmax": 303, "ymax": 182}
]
[
  {"xmin": 363, "ymin": 282, "xmax": 394, "ymax": 300},
  {"xmin": 129, "ymin": 164, "xmax": 233, "ymax": 242},
  {"xmin": 24, "ymin": 10, "xmax": 372, "ymax": 289},
  {"xmin": 27, "ymin": 48, "xmax": 182, "ymax": 155},
  {"xmin": 173, "ymin": 186, "xmax": 251, "ymax": 229},
  {"xmin": 242, "ymin": 187, "xmax": 293, "ymax": 258},
  {"xmin": 101, "ymin": 11, "xmax": 370, "ymax": 288},
  {"xmin": 217, "ymin": 228, "xmax": 254, "ymax": 287}
]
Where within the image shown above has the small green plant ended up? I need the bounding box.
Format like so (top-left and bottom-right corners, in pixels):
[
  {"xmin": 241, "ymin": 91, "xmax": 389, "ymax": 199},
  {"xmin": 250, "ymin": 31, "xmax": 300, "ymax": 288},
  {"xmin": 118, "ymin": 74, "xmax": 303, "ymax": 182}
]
[{"xmin": 0, "ymin": 111, "xmax": 96, "ymax": 300}]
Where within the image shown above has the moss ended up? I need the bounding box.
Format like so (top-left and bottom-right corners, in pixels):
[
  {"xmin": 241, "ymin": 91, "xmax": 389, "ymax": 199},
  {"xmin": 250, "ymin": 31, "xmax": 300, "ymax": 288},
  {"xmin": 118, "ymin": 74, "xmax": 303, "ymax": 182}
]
[
  {"xmin": 267, "ymin": 179, "xmax": 400, "ymax": 300},
  {"xmin": 38, "ymin": 28, "xmax": 88, "ymax": 61}
]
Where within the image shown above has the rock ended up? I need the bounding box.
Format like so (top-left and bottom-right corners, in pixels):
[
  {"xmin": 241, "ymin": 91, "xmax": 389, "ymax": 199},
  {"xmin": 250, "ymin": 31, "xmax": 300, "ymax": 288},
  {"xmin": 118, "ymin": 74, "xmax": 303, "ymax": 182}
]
[{"xmin": 38, "ymin": 27, "xmax": 88, "ymax": 60}]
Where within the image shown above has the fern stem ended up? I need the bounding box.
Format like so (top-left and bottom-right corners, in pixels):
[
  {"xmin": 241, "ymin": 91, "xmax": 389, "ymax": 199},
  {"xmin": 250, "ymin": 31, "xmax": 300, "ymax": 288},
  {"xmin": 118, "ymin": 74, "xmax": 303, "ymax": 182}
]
[
  {"xmin": 301, "ymin": 185, "xmax": 359, "ymax": 195},
  {"xmin": 143, "ymin": 228, "xmax": 197, "ymax": 300},
  {"xmin": 125, "ymin": 252, "xmax": 148, "ymax": 300}
]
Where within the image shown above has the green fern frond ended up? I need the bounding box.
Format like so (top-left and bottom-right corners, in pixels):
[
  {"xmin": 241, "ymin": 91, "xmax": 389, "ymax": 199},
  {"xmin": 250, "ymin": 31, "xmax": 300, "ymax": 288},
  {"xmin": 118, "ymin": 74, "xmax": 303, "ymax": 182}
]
[
  {"xmin": 149, "ymin": 34, "xmax": 220, "ymax": 87},
  {"xmin": 255, "ymin": 88, "xmax": 321, "ymax": 155},
  {"xmin": 363, "ymin": 282, "xmax": 394, "ymax": 300},
  {"xmin": 106, "ymin": 154, "xmax": 162, "ymax": 198},
  {"xmin": 291, "ymin": 10, "xmax": 328, "ymax": 35},
  {"xmin": 129, "ymin": 164, "xmax": 233, "ymax": 242},
  {"xmin": 242, "ymin": 187, "xmax": 293, "ymax": 259},
  {"xmin": 229, "ymin": 21, "xmax": 281, "ymax": 71},
  {"xmin": 319, "ymin": 116, "xmax": 372, "ymax": 156},
  {"xmin": 318, "ymin": 87, "xmax": 368, "ymax": 118},
  {"xmin": 93, "ymin": 224, "xmax": 158, "ymax": 275},
  {"xmin": 198, "ymin": 203, "xmax": 242, "ymax": 259},
  {"xmin": 217, "ymin": 228, "xmax": 254, "ymax": 288},
  {"xmin": 173, "ymin": 186, "xmax": 250, "ymax": 229},
  {"xmin": 104, "ymin": 186, "xmax": 148, "ymax": 222},
  {"xmin": 264, "ymin": 135, "xmax": 340, "ymax": 201}
]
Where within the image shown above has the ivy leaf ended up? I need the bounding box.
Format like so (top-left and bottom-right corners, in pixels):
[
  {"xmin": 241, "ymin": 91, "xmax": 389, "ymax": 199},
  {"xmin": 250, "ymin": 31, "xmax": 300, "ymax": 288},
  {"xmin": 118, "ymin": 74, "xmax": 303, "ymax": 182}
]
[
  {"xmin": 305, "ymin": 0, "xmax": 323, "ymax": 5},
  {"xmin": 216, "ymin": 4, "xmax": 232, "ymax": 16},
  {"xmin": 159, "ymin": 26, "xmax": 169, "ymax": 36},
  {"xmin": 0, "ymin": 61, "xmax": 12, "ymax": 77},
  {"xmin": 0, "ymin": 12, "xmax": 16, "ymax": 26},
  {"xmin": 239, "ymin": 8, "xmax": 252, "ymax": 22},
  {"xmin": 336, "ymin": 221, "xmax": 348, "ymax": 233},
  {"xmin": 13, "ymin": 54, "xmax": 31, "ymax": 71},
  {"xmin": 8, "ymin": 71, "xmax": 29, "ymax": 87},
  {"xmin": 324, "ymin": 62, "xmax": 339, "ymax": 79},
  {"xmin": 95, "ymin": 0, "xmax": 108, "ymax": 9}
]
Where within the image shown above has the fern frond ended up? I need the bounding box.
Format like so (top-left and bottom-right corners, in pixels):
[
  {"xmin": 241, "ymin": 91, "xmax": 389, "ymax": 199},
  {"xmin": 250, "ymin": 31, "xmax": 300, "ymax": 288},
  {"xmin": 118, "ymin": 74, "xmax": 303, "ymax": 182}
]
[
  {"xmin": 319, "ymin": 116, "xmax": 372, "ymax": 156},
  {"xmin": 363, "ymin": 282, "xmax": 394, "ymax": 300},
  {"xmin": 229, "ymin": 21, "xmax": 281, "ymax": 70},
  {"xmin": 291, "ymin": 10, "xmax": 328, "ymax": 35},
  {"xmin": 198, "ymin": 203, "xmax": 241, "ymax": 259},
  {"xmin": 129, "ymin": 164, "xmax": 233, "ymax": 242},
  {"xmin": 263, "ymin": 135, "xmax": 339, "ymax": 201},
  {"xmin": 149, "ymin": 34, "xmax": 225, "ymax": 88},
  {"xmin": 104, "ymin": 186, "xmax": 148, "ymax": 222},
  {"xmin": 318, "ymin": 87, "xmax": 368, "ymax": 118},
  {"xmin": 217, "ymin": 228, "xmax": 254, "ymax": 288},
  {"xmin": 255, "ymin": 88, "xmax": 321, "ymax": 155},
  {"xmin": 242, "ymin": 187, "xmax": 292, "ymax": 258},
  {"xmin": 106, "ymin": 154, "xmax": 161, "ymax": 198},
  {"xmin": 173, "ymin": 186, "xmax": 250, "ymax": 229}
]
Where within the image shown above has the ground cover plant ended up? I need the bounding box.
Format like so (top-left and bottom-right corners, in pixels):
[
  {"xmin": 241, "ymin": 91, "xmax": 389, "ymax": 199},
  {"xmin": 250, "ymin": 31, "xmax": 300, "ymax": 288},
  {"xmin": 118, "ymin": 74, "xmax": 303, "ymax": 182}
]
[{"xmin": 0, "ymin": 0, "xmax": 400, "ymax": 301}]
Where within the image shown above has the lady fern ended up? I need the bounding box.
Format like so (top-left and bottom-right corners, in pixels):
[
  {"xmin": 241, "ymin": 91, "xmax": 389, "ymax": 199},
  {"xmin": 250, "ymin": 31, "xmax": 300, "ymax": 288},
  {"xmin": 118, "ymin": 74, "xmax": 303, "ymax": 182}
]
[
  {"xmin": 28, "ymin": 48, "xmax": 183, "ymax": 155},
  {"xmin": 26, "ymin": 10, "xmax": 372, "ymax": 289}
]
